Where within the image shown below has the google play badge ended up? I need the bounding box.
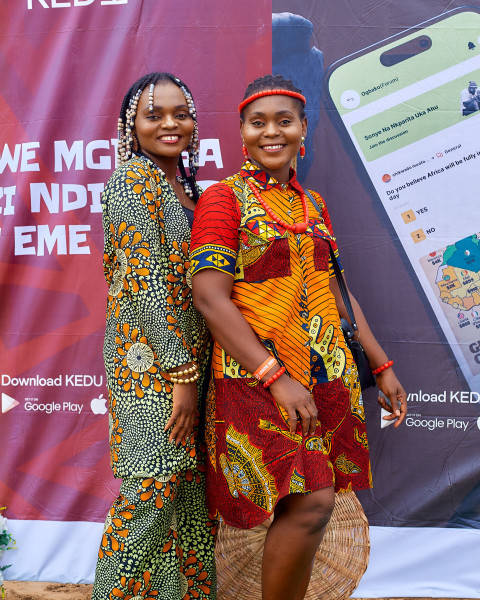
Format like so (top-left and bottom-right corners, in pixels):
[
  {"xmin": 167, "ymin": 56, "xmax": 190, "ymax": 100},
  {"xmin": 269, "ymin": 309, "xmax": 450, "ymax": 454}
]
[{"xmin": 2, "ymin": 392, "xmax": 20, "ymax": 413}]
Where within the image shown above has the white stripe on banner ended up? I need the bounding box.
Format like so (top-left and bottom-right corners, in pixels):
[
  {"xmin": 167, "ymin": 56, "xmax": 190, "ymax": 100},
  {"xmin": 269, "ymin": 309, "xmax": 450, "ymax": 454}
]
[
  {"xmin": 3, "ymin": 520, "xmax": 480, "ymax": 596},
  {"xmin": 353, "ymin": 526, "xmax": 480, "ymax": 598}
]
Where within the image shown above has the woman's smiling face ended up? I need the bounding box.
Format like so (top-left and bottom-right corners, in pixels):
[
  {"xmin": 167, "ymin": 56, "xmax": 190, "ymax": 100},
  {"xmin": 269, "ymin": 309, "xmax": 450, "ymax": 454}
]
[
  {"xmin": 134, "ymin": 81, "xmax": 194, "ymax": 168},
  {"xmin": 240, "ymin": 95, "xmax": 307, "ymax": 181}
]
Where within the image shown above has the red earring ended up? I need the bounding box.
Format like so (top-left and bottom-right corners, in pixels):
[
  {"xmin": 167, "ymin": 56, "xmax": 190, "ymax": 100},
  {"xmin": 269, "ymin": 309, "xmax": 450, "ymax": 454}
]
[
  {"xmin": 242, "ymin": 142, "xmax": 249, "ymax": 158},
  {"xmin": 300, "ymin": 136, "xmax": 306, "ymax": 158}
]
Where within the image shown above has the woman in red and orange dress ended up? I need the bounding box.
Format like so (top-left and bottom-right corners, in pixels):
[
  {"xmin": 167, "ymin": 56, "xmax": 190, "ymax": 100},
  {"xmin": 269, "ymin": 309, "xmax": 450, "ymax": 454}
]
[{"xmin": 190, "ymin": 75, "xmax": 406, "ymax": 600}]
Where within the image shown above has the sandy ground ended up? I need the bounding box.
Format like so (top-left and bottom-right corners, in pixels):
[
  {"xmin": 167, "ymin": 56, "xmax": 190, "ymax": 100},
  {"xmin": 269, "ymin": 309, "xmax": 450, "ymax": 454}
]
[
  {"xmin": 3, "ymin": 582, "xmax": 477, "ymax": 600},
  {"xmin": 4, "ymin": 582, "xmax": 93, "ymax": 600}
]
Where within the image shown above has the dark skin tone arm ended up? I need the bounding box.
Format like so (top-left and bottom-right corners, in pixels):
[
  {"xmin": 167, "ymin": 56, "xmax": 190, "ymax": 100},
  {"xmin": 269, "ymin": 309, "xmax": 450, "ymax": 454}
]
[
  {"xmin": 329, "ymin": 275, "xmax": 407, "ymax": 427},
  {"xmin": 192, "ymin": 269, "xmax": 318, "ymax": 436}
]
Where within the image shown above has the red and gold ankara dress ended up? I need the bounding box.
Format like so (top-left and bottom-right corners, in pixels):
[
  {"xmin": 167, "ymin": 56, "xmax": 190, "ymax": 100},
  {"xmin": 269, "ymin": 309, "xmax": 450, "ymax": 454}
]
[{"xmin": 190, "ymin": 161, "xmax": 371, "ymax": 529}]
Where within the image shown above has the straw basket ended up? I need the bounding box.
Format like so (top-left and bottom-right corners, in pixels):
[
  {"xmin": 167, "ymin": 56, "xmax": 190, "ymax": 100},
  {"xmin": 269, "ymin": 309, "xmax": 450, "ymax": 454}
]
[{"xmin": 215, "ymin": 491, "xmax": 370, "ymax": 600}]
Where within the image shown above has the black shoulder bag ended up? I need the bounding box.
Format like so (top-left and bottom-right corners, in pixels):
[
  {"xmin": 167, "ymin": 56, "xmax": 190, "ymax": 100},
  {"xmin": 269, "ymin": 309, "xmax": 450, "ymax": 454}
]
[{"xmin": 304, "ymin": 190, "xmax": 376, "ymax": 390}]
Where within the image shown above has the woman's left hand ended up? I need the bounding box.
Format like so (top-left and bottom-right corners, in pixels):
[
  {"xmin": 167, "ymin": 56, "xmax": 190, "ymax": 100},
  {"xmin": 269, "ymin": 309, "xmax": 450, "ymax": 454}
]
[
  {"xmin": 376, "ymin": 369, "xmax": 407, "ymax": 428},
  {"xmin": 164, "ymin": 381, "xmax": 198, "ymax": 446}
]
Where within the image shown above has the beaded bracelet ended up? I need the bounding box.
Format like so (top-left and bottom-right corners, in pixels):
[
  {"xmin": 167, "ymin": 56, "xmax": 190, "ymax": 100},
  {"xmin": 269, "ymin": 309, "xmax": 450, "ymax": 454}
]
[
  {"xmin": 171, "ymin": 363, "xmax": 198, "ymax": 378},
  {"xmin": 170, "ymin": 371, "xmax": 200, "ymax": 385},
  {"xmin": 263, "ymin": 366, "xmax": 286, "ymax": 388},
  {"xmin": 253, "ymin": 356, "xmax": 278, "ymax": 381},
  {"xmin": 372, "ymin": 360, "xmax": 394, "ymax": 376}
]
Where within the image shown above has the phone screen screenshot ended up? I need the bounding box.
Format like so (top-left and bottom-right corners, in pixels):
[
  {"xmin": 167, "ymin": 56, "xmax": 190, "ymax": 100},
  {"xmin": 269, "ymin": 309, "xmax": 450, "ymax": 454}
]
[{"xmin": 328, "ymin": 11, "xmax": 480, "ymax": 391}]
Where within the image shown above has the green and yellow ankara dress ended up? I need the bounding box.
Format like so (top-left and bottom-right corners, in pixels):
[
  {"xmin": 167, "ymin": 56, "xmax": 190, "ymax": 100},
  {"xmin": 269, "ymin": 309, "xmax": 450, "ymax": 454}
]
[{"xmin": 92, "ymin": 155, "xmax": 216, "ymax": 600}]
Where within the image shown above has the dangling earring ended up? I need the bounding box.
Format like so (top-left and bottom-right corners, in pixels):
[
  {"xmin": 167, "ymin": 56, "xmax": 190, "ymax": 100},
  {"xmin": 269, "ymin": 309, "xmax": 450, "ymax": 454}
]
[
  {"xmin": 242, "ymin": 140, "xmax": 249, "ymax": 159},
  {"xmin": 132, "ymin": 135, "xmax": 139, "ymax": 153},
  {"xmin": 300, "ymin": 136, "xmax": 306, "ymax": 159}
]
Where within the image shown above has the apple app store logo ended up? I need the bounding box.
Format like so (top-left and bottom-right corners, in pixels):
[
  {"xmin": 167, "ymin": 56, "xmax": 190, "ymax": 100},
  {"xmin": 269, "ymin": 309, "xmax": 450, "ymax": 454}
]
[{"xmin": 91, "ymin": 393, "xmax": 108, "ymax": 415}]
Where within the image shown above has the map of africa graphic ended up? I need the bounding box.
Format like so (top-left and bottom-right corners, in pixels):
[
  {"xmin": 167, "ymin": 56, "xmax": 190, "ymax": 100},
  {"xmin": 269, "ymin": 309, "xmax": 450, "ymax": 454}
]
[
  {"xmin": 435, "ymin": 235, "xmax": 480, "ymax": 311},
  {"xmin": 420, "ymin": 233, "xmax": 480, "ymax": 376}
]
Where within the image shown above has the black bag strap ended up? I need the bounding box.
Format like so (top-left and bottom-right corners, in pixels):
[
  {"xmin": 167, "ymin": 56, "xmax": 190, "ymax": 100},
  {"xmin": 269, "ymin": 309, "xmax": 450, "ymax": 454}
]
[{"xmin": 304, "ymin": 189, "xmax": 358, "ymax": 332}]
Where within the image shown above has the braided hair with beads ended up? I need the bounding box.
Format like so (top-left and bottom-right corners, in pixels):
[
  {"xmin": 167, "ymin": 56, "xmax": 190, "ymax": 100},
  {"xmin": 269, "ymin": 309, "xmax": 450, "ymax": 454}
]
[{"xmin": 117, "ymin": 72, "xmax": 200, "ymax": 201}]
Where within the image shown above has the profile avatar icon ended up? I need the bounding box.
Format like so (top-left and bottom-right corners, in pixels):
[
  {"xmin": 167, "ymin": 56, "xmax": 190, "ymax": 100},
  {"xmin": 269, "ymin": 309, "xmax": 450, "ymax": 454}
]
[
  {"xmin": 461, "ymin": 80, "xmax": 479, "ymax": 115},
  {"xmin": 382, "ymin": 174, "xmax": 391, "ymax": 183}
]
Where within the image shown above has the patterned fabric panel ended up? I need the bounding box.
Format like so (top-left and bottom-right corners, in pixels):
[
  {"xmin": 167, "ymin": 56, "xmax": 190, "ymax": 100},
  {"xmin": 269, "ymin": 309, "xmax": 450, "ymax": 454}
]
[
  {"xmin": 189, "ymin": 243, "xmax": 237, "ymax": 277},
  {"xmin": 190, "ymin": 162, "xmax": 350, "ymax": 388},
  {"xmin": 92, "ymin": 471, "xmax": 217, "ymax": 599},
  {"xmin": 242, "ymin": 237, "xmax": 292, "ymax": 282},
  {"xmin": 102, "ymin": 155, "xmax": 211, "ymax": 479},
  {"xmin": 205, "ymin": 373, "xmax": 370, "ymax": 529}
]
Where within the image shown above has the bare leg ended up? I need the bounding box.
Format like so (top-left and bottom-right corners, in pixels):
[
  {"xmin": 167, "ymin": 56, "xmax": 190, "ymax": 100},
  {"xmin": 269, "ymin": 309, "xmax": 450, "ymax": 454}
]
[
  {"xmin": 292, "ymin": 556, "xmax": 315, "ymax": 600},
  {"xmin": 262, "ymin": 486, "xmax": 335, "ymax": 600}
]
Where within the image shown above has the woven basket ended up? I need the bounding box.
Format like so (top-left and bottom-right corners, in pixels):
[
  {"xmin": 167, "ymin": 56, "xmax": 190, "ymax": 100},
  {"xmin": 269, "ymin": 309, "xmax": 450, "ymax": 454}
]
[{"xmin": 216, "ymin": 492, "xmax": 370, "ymax": 600}]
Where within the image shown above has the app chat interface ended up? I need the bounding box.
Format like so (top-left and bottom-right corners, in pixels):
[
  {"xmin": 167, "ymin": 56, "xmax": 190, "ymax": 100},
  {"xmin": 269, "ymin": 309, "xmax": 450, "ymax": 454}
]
[{"xmin": 329, "ymin": 18, "xmax": 480, "ymax": 389}]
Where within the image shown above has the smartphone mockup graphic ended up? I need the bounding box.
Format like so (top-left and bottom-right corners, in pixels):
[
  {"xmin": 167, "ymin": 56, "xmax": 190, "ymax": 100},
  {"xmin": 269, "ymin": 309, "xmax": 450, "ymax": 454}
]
[{"xmin": 327, "ymin": 8, "xmax": 480, "ymax": 392}]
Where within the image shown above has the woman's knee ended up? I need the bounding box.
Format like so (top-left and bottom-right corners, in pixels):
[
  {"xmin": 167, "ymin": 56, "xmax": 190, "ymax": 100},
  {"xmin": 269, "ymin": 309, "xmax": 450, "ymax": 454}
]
[
  {"xmin": 277, "ymin": 487, "xmax": 335, "ymax": 535},
  {"xmin": 305, "ymin": 489, "xmax": 335, "ymax": 532}
]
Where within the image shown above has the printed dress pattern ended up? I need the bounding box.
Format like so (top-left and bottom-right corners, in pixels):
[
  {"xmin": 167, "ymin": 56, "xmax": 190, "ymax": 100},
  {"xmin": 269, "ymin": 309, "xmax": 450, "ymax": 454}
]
[
  {"xmin": 190, "ymin": 161, "xmax": 371, "ymax": 529},
  {"xmin": 92, "ymin": 155, "xmax": 216, "ymax": 600}
]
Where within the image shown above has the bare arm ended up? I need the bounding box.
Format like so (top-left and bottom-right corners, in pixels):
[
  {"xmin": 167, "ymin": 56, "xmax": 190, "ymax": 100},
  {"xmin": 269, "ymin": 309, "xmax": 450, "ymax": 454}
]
[
  {"xmin": 329, "ymin": 275, "xmax": 407, "ymax": 427},
  {"xmin": 192, "ymin": 269, "xmax": 318, "ymax": 435}
]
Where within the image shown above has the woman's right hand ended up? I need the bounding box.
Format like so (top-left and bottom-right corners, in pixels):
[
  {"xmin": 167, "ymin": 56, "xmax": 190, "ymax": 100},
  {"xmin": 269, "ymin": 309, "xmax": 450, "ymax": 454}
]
[{"xmin": 269, "ymin": 375, "xmax": 318, "ymax": 436}]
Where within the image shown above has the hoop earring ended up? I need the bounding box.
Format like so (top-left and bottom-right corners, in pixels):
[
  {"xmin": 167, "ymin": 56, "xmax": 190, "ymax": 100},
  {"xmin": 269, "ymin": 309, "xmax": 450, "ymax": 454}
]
[
  {"xmin": 300, "ymin": 136, "xmax": 306, "ymax": 159},
  {"xmin": 242, "ymin": 140, "xmax": 249, "ymax": 159}
]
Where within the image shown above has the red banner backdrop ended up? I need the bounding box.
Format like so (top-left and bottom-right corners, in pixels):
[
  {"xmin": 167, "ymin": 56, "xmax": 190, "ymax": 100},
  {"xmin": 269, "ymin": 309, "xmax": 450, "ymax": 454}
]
[{"xmin": 0, "ymin": 0, "xmax": 271, "ymax": 529}]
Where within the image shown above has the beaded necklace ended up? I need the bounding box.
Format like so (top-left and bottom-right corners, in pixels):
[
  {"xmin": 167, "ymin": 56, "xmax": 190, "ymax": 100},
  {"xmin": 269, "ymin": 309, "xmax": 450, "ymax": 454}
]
[{"xmin": 245, "ymin": 179, "xmax": 309, "ymax": 234}]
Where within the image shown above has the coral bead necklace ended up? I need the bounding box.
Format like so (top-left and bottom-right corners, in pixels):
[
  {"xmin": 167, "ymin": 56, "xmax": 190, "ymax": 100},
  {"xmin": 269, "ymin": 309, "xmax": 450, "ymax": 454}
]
[{"xmin": 245, "ymin": 179, "xmax": 309, "ymax": 234}]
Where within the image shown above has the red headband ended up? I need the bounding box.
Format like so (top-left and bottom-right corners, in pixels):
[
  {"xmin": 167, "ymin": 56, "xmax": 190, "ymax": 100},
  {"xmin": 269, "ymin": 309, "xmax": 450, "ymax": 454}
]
[{"xmin": 238, "ymin": 89, "xmax": 307, "ymax": 113}]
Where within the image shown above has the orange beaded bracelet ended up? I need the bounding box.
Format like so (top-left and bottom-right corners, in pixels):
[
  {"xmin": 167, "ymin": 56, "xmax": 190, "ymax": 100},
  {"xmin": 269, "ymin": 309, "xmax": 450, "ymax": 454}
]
[
  {"xmin": 263, "ymin": 366, "xmax": 286, "ymax": 388},
  {"xmin": 372, "ymin": 360, "xmax": 394, "ymax": 376}
]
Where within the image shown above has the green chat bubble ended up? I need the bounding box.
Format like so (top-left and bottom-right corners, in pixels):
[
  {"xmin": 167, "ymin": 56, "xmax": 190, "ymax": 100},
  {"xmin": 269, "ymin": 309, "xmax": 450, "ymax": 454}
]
[{"xmin": 352, "ymin": 67, "xmax": 480, "ymax": 161}]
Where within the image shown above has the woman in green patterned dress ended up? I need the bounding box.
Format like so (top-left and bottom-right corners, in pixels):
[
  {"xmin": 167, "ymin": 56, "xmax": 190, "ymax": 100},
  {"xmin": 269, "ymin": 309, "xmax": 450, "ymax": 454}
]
[{"xmin": 91, "ymin": 73, "xmax": 216, "ymax": 600}]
